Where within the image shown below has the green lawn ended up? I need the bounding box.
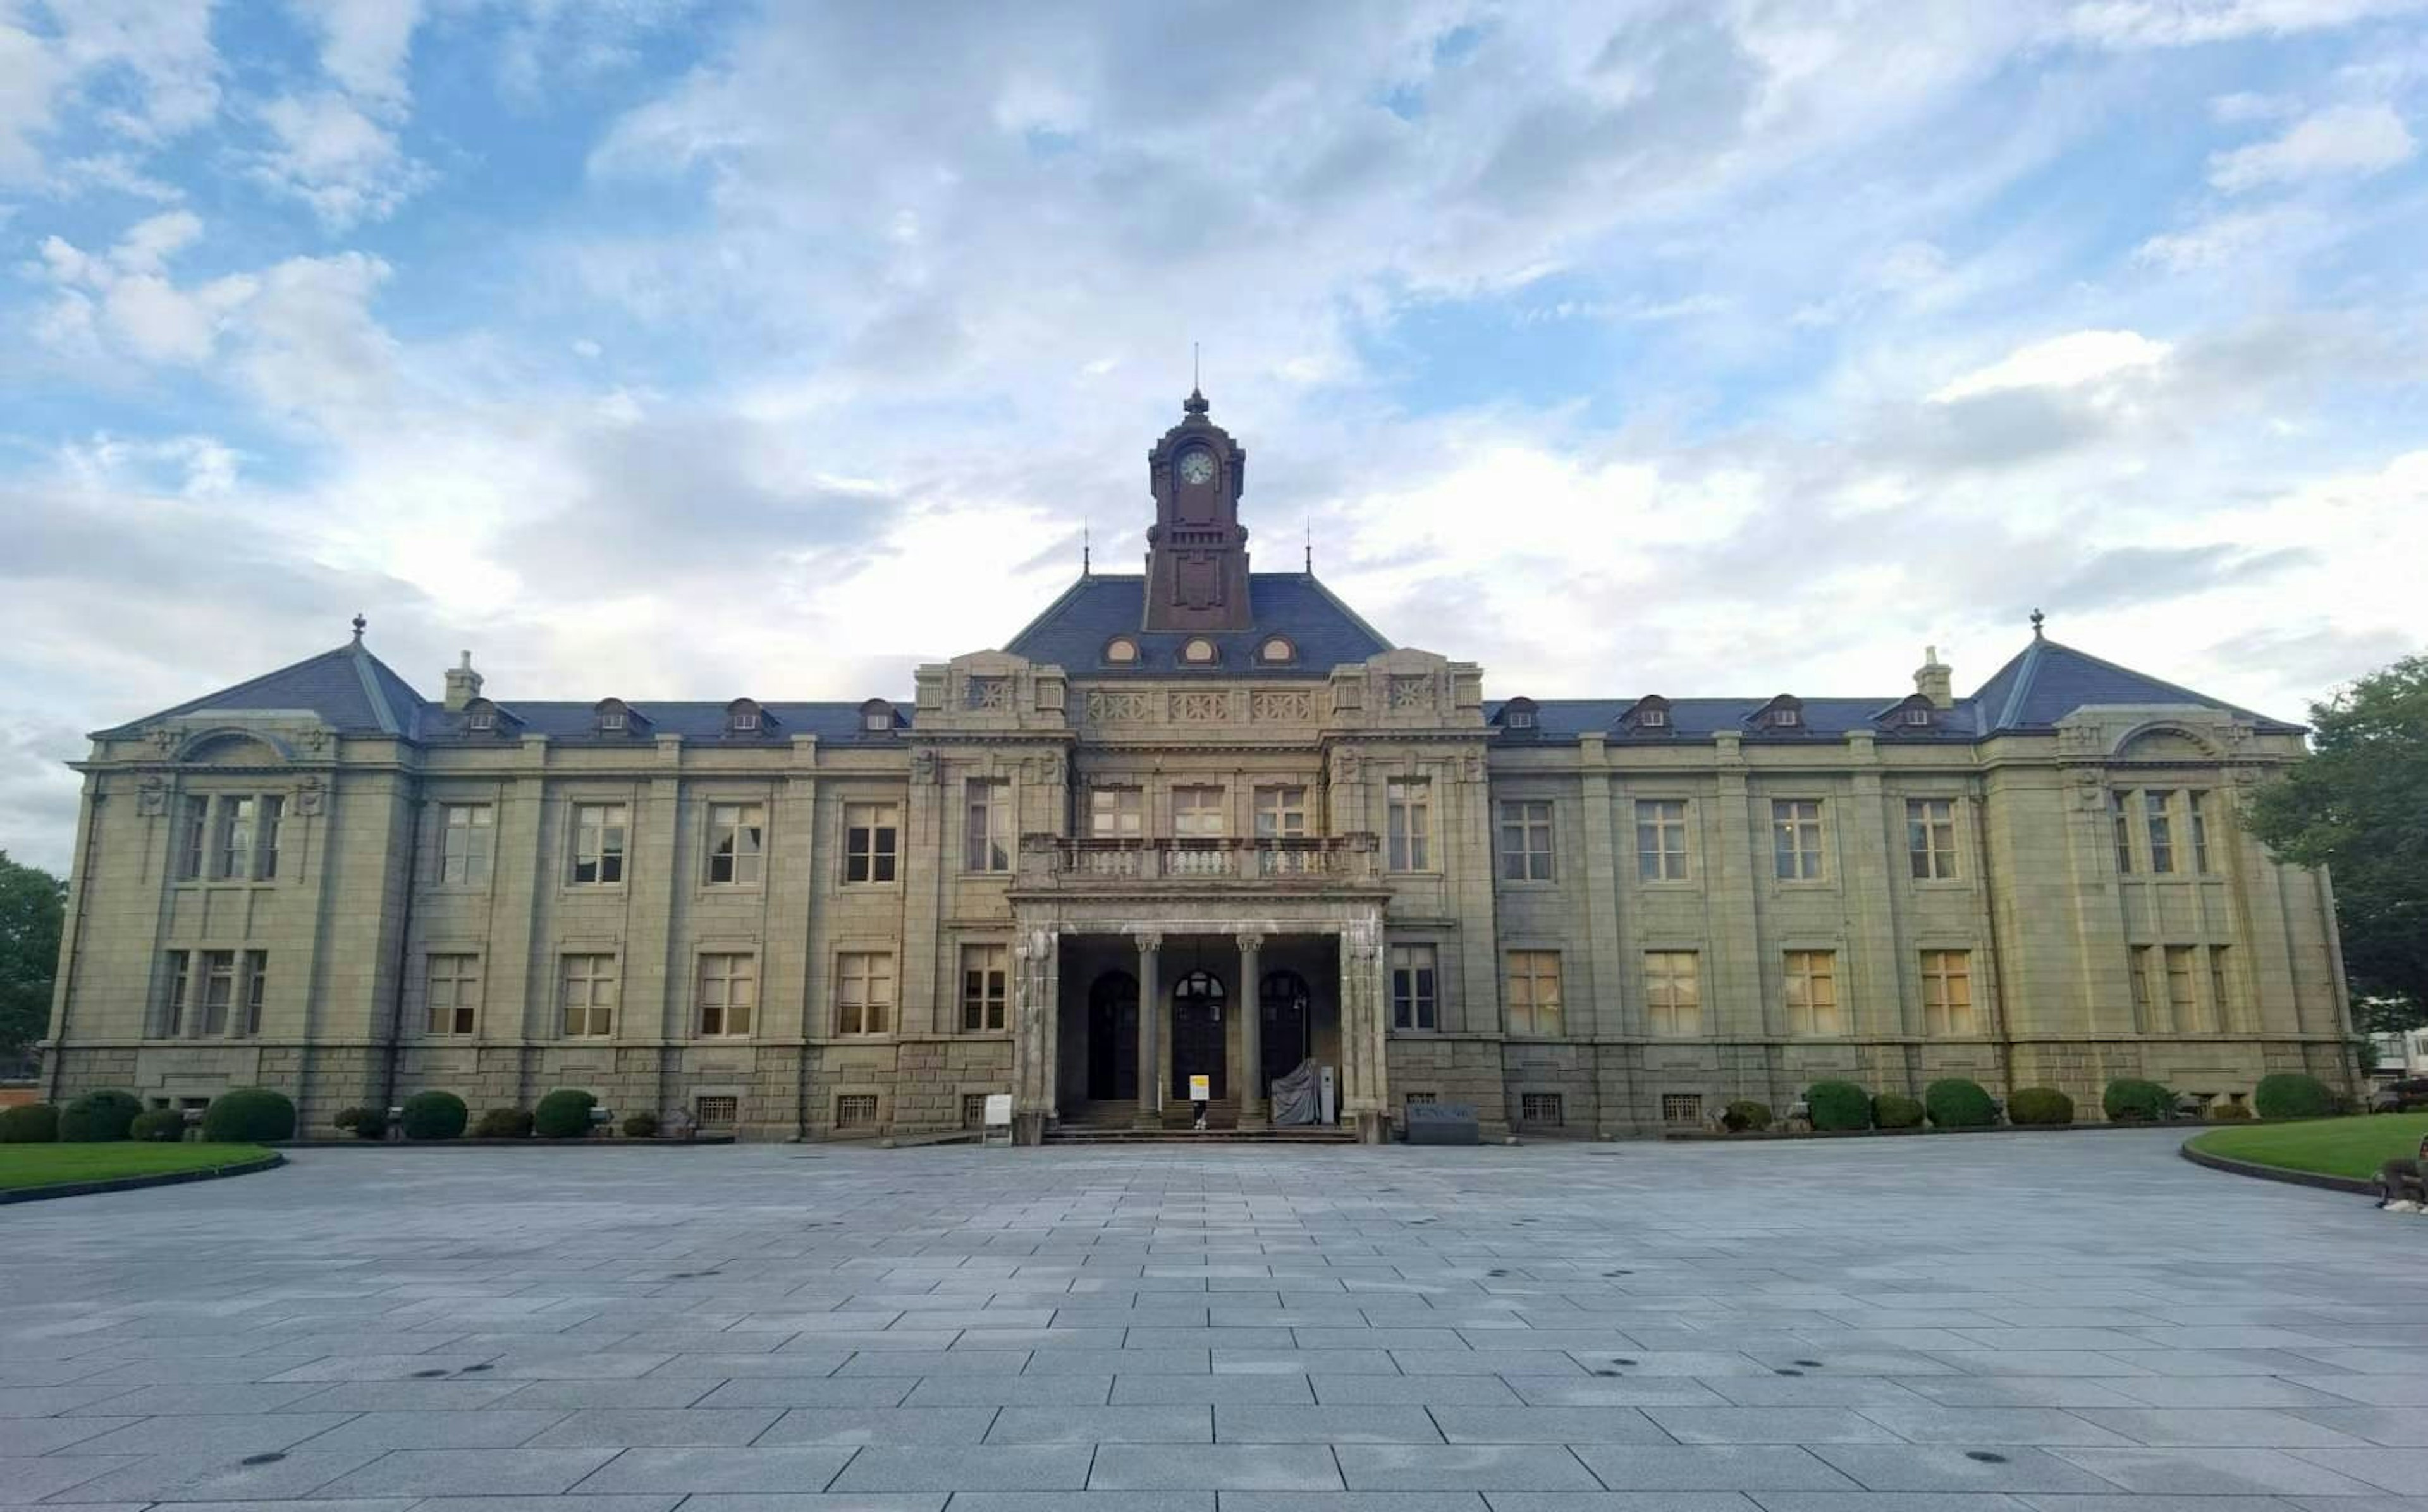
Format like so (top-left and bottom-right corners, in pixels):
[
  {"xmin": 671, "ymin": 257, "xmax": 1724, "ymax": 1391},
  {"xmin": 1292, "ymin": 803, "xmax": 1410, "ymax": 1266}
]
[
  {"xmin": 0, "ymin": 1142, "xmax": 274, "ymax": 1192},
  {"xmin": 2188, "ymin": 1111, "xmax": 2428, "ymax": 1181}
]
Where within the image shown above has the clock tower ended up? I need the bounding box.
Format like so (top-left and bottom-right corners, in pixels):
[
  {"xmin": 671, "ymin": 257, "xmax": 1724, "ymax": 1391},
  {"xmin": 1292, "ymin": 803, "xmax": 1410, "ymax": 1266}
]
[{"xmin": 1142, "ymin": 387, "xmax": 1253, "ymax": 633}]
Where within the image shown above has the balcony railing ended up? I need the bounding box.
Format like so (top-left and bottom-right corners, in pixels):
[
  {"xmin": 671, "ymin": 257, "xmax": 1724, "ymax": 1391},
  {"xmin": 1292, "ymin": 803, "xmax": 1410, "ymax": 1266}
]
[{"xmin": 1020, "ymin": 833, "xmax": 1381, "ymax": 885}]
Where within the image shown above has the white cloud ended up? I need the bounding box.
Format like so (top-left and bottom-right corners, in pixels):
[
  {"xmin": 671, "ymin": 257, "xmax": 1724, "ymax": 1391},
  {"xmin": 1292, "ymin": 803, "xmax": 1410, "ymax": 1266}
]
[
  {"xmin": 2069, "ymin": 0, "xmax": 2428, "ymax": 47},
  {"xmin": 287, "ymin": 0, "xmax": 422, "ymax": 111},
  {"xmin": 249, "ymin": 90, "xmax": 434, "ymax": 228},
  {"xmin": 2133, "ymin": 204, "xmax": 2321, "ymax": 269},
  {"xmin": 0, "ymin": 0, "xmax": 221, "ymax": 185},
  {"xmin": 1930, "ymin": 330, "xmax": 2174, "ymax": 403},
  {"xmin": 2208, "ymin": 101, "xmax": 2416, "ymax": 191}
]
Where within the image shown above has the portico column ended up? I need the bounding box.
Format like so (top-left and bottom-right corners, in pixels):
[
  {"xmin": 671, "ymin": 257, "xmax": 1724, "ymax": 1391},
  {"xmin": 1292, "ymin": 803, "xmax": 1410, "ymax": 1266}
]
[
  {"xmin": 1237, "ymin": 932, "xmax": 1266, "ymax": 1128},
  {"xmin": 1136, "ymin": 932, "xmax": 1162, "ymax": 1128}
]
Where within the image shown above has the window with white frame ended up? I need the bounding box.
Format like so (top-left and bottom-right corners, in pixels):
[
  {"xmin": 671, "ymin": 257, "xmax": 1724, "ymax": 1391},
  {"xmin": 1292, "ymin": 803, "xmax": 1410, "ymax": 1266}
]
[
  {"xmin": 438, "ymin": 803, "xmax": 493, "ymax": 885},
  {"xmin": 707, "ymin": 802, "xmax": 765, "ymax": 885},
  {"xmin": 1173, "ymin": 785, "xmax": 1225, "ymax": 839},
  {"xmin": 213, "ymin": 797, "xmax": 255, "ymax": 881},
  {"xmin": 560, "ymin": 953, "xmax": 617, "ymax": 1037},
  {"xmin": 1645, "ymin": 951, "xmax": 1701, "ymax": 1037},
  {"xmin": 2145, "ymin": 790, "xmax": 2178, "ymax": 874},
  {"xmin": 1391, "ymin": 943, "xmax": 1438, "ymax": 1030},
  {"xmin": 1089, "ymin": 786, "xmax": 1143, "ymax": 839},
  {"xmin": 843, "ymin": 802, "xmax": 898, "ymax": 884},
  {"xmin": 1504, "ymin": 950, "xmax": 1563, "ymax": 1035},
  {"xmin": 199, "ymin": 949, "xmax": 236, "ymax": 1035},
  {"xmin": 1635, "ymin": 799, "xmax": 1689, "ymax": 881},
  {"xmin": 697, "ymin": 952, "xmax": 756, "ymax": 1037},
  {"xmin": 570, "ymin": 803, "xmax": 627, "ymax": 885},
  {"xmin": 1386, "ymin": 778, "xmax": 1431, "ymax": 871},
  {"xmin": 1253, "ymin": 785, "xmax": 1307, "ymax": 840},
  {"xmin": 1499, "ymin": 800, "xmax": 1554, "ymax": 882},
  {"xmin": 1772, "ymin": 799, "xmax": 1824, "ymax": 881},
  {"xmin": 242, "ymin": 949, "xmax": 266, "ymax": 1035},
  {"xmin": 2188, "ymin": 790, "xmax": 2214, "ymax": 874},
  {"xmin": 1906, "ymin": 798, "xmax": 1958, "ymax": 880},
  {"xmin": 426, "ymin": 953, "xmax": 480, "ymax": 1035},
  {"xmin": 836, "ymin": 951, "xmax": 893, "ymax": 1035},
  {"xmin": 1920, "ymin": 949, "xmax": 1975, "ymax": 1036},
  {"xmin": 960, "ymin": 944, "xmax": 1009, "ymax": 1032},
  {"xmin": 1783, "ymin": 949, "xmax": 1840, "ymax": 1035},
  {"xmin": 965, "ymin": 780, "xmax": 1011, "ymax": 872},
  {"xmin": 198, "ymin": 794, "xmax": 283, "ymax": 881}
]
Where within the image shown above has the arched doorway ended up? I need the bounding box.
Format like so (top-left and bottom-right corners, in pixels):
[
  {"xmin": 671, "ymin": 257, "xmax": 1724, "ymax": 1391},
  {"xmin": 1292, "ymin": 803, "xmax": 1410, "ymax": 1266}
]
[
  {"xmin": 1169, "ymin": 969, "xmax": 1227, "ymax": 1101},
  {"xmin": 1260, "ymin": 969, "xmax": 1313, "ymax": 1095},
  {"xmin": 1086, "ymin": 972, "xmax": 1138, "ymax": 1101}
]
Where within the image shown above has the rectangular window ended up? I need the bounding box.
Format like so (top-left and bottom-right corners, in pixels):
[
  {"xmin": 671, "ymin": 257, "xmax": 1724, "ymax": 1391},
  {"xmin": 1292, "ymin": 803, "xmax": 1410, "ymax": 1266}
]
[
  {"xmin": 1390, "ymin": 944, "xmax": 1438, "ymax": 1030},
  {"xmin": 2145, "ymin": 790, "xmax": 2177, "ymax": 875},
  {"xmin": 836, "ymin": 951, "xmax": 894, "ymax": 1035},
  {"xmin": 835, "ymin": 1094, "xmax": 878, "ymax": 1130},
  {"xmin": 2111, "ymin": 790, "xmax": 2135, "ymax": 874},
  {"xmin": 964, "ymin": 781, "xmax": 1011, "ymax": 872},
  {"xmin": 2128, "ymin": 945, "xmax": 2154, "ymax": 1029},
  {"xmin": 571, "ymin": 803, "xmax": 627, "ymax": 885},
  {"xmin": 960, "ymin": 944, "xmax": 1009, "ymax": 1032},
  {"xmin": 213, "ymin": 796, "xmax": 256, "ymax": 881},
  {"xmin": 1661, "ymin": 1092, "xmax": 1703, "ymax": 1126},
  {"xmin": 2188, "ymin": 790, "xmax": 2214, "ymax": 874},
  {"xmin": 255, "ymin": 796, "xmax": 284, "ymax": 880},
  {"xmin": 1783, "ymin": 949, "xmax": 1840, "ymax": 1036},
  {"xmin": 1772, "ymin": 800, "xmax": 1824, "ymax": 881},
  {"xmin": 426, "ymin": 953, "xmax": 480, "ymax": 1035},
  {"xmin": 697, "ymin": 953, "xmax": 756, "ymax": 1037},
  {"xmin": 164, "ymin": 950, "xmax": 191, "ymax": 1035},
  {"xmin": 1636, "ymin": 799, "xmax": 1689, "ymax": 881},
  {"xmin": 560, "ymin": 953, "xmax": 617, "ymax": 1037},
  {"xmin": 1920, "ymin": 949, "xmax": 1975, "ymax": 1037},
  {"xmin": 438, "ymin": 803, "xmax": 493, "ymax": 886},
  {"xmin": 1504, "ymin": 949, "xmax": 1563, "ymax": 1036},
  {"xmin": 1253, "ymin": 785, "xmax": 1307, "ymax": 839},
  {"xmin": 1519, "ymin": 1092, "xmax": 1564, "ymax": 1126},
  {"xmin": 176, "ymin": 796, "xmax": 209, "ymax": 880},
  {"xmin": 1172, "ymin": 785, "xmax": 1225, "ymax": 838},
  {"xmin": 1645, "ymin": 951, "xmax": 1701, "ymax": 1037},
  {"xmin": 1499, "ymin": 800, "xmax": 1555, "ymax": 882},
  {"xmin": 843, "ymin": 802, "xmax": 898, "ymax": 884},
  {"xmin": 241, "ymin": 949, "xmax": 267, "ymax": 1036},
  {"xmin": 1906, "ymin": 798, "xmax": 1958, "ymax": 880},
  {"xmin": 1387, "ymin": 779, "xmax": 1431, "ymax": 871},
  {"xmin": 962, "ymin": 1092, "xmax": 990, "ymax": 1129},
  {"xmin": 200, "ymin": 949, "xmax": 235, "ymax": 1035},
  {"xmin": 1089, "ymin": 786, "xmax": 1143, "ymax": 839},
  {"xmin": 694, "ymin": 1095, "xmax": 739, "ymax": 1130},
  {"xmin": 707, "ymin": 802, "xmax": 766, "ymax": 886},
  {"xmin": 2164, "ymin": 944, "xmax": 2198, "ymax": 1030},
  {"xmin": 2208, "ymin": 946, "xmax": 2233, "ymax": 1027}
]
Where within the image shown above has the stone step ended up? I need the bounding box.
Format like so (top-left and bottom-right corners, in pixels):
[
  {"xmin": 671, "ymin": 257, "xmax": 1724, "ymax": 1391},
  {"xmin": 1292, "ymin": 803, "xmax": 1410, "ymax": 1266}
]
[{"xmin": 1043, "ymin": 1124, "xmax": 1357, "ymax": 1145}]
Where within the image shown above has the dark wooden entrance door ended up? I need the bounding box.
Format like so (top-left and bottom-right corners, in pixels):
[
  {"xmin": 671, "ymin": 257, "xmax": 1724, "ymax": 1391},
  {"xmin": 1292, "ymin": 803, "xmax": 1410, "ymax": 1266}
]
[
  {"xmin": 1169, "ymin": 969, "xmax": 1227, "ymax": 1102},
  {"xmin": 1086, "ymin": 972, "xmax": 1137, "ymax": 1100},
  {"xmin": 1260, "ymin": 970, "xmax": 1312, "ymax": 1094}
]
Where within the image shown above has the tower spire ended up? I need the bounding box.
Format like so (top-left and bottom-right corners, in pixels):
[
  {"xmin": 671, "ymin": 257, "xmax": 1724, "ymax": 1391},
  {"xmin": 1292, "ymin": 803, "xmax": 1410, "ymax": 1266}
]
[
  {"xmin": 1081, "ymin": 523, "xmax": 1091, "ymax": 577},
  {"xmin": 1304, "ymin": 516, "xmax": 1313, "ymax": 575}
]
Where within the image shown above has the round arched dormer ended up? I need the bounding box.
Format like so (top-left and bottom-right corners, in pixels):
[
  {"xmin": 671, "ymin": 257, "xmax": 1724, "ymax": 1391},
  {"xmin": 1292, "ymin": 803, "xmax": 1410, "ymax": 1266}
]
[
  {"xmin": 1256, "ymin": 636, "xmax": 1295, "ymax": 665},
  {"xmin": 1180, "ymin": 637, "xmax": 1218, "ymax": 666},
  {"xmin": 1102, "ymin": 636, "xmax": 1139, "ymax": 665}
]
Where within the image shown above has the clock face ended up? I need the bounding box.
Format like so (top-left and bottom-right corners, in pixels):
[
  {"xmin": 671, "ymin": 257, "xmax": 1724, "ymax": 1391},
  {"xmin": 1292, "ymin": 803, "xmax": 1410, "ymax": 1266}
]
[{"xmin": 1178, "ymin": 449, "xmax": 1216, "ymax": 485}]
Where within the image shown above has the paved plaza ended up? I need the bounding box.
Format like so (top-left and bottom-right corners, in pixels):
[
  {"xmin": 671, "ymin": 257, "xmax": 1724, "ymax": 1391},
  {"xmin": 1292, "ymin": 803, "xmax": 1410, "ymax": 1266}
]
[{"xmin": 3, "ymin": 1131, "xmax": 2424, "ymax": 1512}]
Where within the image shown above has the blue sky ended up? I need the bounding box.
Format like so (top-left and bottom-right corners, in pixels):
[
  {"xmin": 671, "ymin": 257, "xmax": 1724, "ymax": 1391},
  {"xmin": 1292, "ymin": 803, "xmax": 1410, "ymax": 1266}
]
[{"xmin": 3, "ymin": 0, "xmax": 2426, "ymax": 870}]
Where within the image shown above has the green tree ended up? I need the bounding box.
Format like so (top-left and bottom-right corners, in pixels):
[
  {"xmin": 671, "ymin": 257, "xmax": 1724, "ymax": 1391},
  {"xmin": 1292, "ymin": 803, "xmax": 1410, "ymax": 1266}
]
[
  {"xmin": 2246, "ymin": 655, "xmax": 2428, "ymax": 1037},
  {"xmin": 0, "ymin": 851, "xmax": 68, "ymax": 1068}
]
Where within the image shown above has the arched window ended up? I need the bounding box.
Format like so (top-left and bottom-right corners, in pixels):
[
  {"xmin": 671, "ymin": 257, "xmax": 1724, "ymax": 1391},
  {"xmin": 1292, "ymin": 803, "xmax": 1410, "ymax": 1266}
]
[
  {"xmin": 1258, "ymin": 636, "xmax": 1295, "ymax": 664},
  {"xmin": 1103, "ymin": 637, "xmax": 1139, "ymax": 664},
  {"xmin": 1172, "ymin": 969, "xmax": 1225, "ymax": 1004},
  {"xmin": 1181, "ymin": 637, "xmax": 1218, "ymax": 665}
]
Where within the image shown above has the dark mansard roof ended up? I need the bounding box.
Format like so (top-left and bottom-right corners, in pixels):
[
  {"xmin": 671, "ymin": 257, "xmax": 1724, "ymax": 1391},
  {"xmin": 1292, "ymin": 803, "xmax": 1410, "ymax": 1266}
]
[{"xmin": 1003, "ymin": 571, "xmax": 1392, "ymax": 676}]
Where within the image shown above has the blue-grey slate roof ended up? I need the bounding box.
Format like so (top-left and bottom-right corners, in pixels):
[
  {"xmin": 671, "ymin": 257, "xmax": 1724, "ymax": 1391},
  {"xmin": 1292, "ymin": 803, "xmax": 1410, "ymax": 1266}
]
[
  {"xmin": 438, "ymin": 702, "xmax": 891, "ymax": 743},
  {"xmin": 1967, "ymin": 637, "xmax": 2299, "ymax": 734},
  {"xmin": 95, "ymin": 640, "xmax": 425, "ymax": 738},
  {"xmin": 1003, "ymin": 572, "xmax": 1391, "ymax": 676}
]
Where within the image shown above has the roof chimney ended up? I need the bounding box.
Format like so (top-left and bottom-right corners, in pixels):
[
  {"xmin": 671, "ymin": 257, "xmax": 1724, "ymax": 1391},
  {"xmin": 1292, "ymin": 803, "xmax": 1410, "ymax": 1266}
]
[
  {"xmin": 443, "ymin": 650, "xmax": 484, "ymax": 712},
  {"xmin": 1914, "ymin": 645, "xmax": 1953, "ymax": 709}
]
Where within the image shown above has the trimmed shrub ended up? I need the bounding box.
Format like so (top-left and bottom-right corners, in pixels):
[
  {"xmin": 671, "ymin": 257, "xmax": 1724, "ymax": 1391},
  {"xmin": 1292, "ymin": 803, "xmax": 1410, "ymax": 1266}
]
[
  {"xmin": 622, "ymin": 1111, "xmax": 660, "ymax": 1139},
  {"xmin": 2253, "ymin": 1073, "xmax": 2335, "ymax": 1121},
  {"xmin": 334, "ymin": 1106, "xmax": 368, "ymax": 1131},
  {"xmin": 0, "ymin": 1102, "xmax": 59, "ymax": 1143},
  {"xmin": 2008, "ymin": 1086, "xmax": 2075, "ymax": 1126},
  {"xmin": 2207, "ymin": 1100, "xmax": 2254, "ymax": 1121},
  {"xmin": 1806, "ymin": 1080, "xmax": 1872, "ymax": 1131},
  {"xmin": 202, "ymin": 1087, "xmax": 295, "ymax": 1143},
  {"xmin": 475, "ymin": 1106, "xmax": 533, "ymax": 1139},
  {"xmin": 1872, "ymin": 1092, "xmax": 1925, "ymax": 1129},
  {"xmin": 130, "ymin": 1108, "xmax": 187, "ymax": 1142},
  {"xmin": 533, "ymin": 1088, "xmax": 598, "ymax": 1139},
  {"xmin": 59, "ymin": 1089, "xmax": 143, "ymax": 1142},
  {"xmin": 350, "ymin": 1108, "xmax": 389, "ymax": 1140},
  {"xmin": 1720, "ymin": 1099, "xmax": 1772, "ymax": 1133},
  {"xmin": 2103, "ymin": 1078, "xmax": 2174, "ymax": 1123},
  {"xmin": 398, "ymin": 1090, "xmax": 469, "ymax": 1141},
  {"xmin": 1924, "ymin": 1077, "xmax": 1998, "ymax": 1129}
]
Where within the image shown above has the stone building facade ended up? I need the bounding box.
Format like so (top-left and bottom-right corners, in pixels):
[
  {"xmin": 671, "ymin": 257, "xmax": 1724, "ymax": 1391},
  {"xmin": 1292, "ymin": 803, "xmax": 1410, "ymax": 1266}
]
[{"xmin": 40, "ymin": 393, "xmax": 2357, "ymax": 1141}]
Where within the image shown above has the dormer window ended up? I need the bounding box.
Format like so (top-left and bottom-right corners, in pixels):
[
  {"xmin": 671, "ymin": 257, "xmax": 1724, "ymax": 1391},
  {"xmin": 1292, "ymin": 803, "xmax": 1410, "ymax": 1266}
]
[
  {"xmin": 1621, "ymin": 695, "xmax": 1673, "ymax": 735},
  {"xmin": 1774, "ymin": 707, "xmax": 1800, "ymax": 728},
  {"xmin": 599, "ymin": 709, "xmax": 627, "ymax": 732},
  {"xmin": 1901, "ymin": 706, "xmax": 1932, "ymax": 728},
  {"xmin": 1501, "ymin": 696, "xmax": 1539, "ymax": 732},
  {"xmin": 726, "ymin": 698, "xmax": 768, "ymax": 736},
  {"xmin": 1180, "ymin": 638, "xmax": 1218, "ymax": 666},
  {"xmin": 732, "ymin": 709, "xmax": 759, "ymax": 731},
  {"xmin": 1751, "ymin": 695, "xmax": 1805, "ymax": 734},
  {"xmin": 1258, "ymin": 636, "xmax": 1295, "ymax": 664},
  {"xmin": 467, "ymin": 708, "xmax": 495, "ymax": 732},
  {"xmin": 1103, "ymin": 637, "xmax": 1139, "ymax": 665},
  {"xmin": 594, "ymin": 698, "xmax": 646, "ymax": 736},
  {"xmin": 859, "ymin": 698, "xmax": 896, "ymax": 735},
  {"xmin": 1640, "ymin": 707, "xmax": 1668, "ymax": 728}
]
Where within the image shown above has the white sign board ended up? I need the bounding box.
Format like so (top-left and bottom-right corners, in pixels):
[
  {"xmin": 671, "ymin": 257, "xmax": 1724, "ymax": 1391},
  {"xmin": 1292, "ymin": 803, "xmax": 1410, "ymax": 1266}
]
[
  {"xmin": 983, "ymin": 1094, "xmax": 1013, "ymax": 1128},
  {"xmin": 1188, "ymin": 1075, "xmax": 1211, "ymax": 1102}
]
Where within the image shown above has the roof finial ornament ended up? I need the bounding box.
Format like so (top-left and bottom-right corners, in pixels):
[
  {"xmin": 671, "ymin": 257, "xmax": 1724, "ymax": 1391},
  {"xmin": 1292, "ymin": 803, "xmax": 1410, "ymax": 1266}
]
[
  {"xmin": 1304, "ymin": 515, "xmax": 1313, "ymax": 575},
  {"xmin": 2029, "ymin": 607, "xmax": 2045, "ymax": 640},
  {"xmin": 1081, "ymin": 522, "xmax": 1091, "ymax": 578},
  {"xmin": 351, "ymin": 612, "xmax": 367, "ymax": 643},
  {"xmin": 1184, "ymin": 343, "xmax": 1208, "ymax": 416}
]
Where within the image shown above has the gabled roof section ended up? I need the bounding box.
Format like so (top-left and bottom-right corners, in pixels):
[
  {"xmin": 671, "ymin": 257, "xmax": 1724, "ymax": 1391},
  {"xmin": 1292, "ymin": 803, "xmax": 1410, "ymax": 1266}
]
[
  {"xmin": 1003, "ymin": 572, "xmax": 1392, "ymax": 676},
  {"xmin": 94, "ymin": 639, "xmax": 427, "ymax": 740},
  {"xmin": 1968, "ymin": 637, "xmax": 2301, "ymax": 735}
]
